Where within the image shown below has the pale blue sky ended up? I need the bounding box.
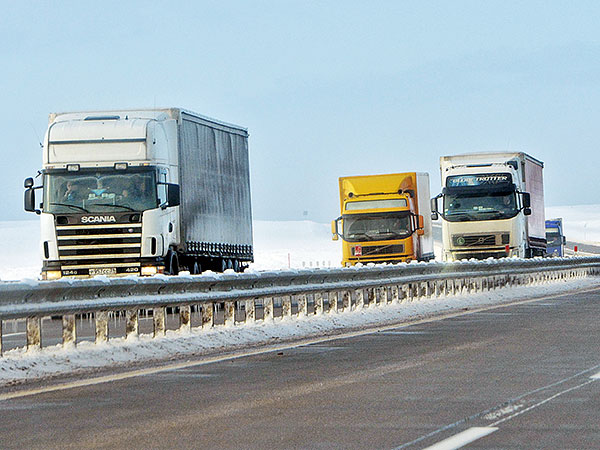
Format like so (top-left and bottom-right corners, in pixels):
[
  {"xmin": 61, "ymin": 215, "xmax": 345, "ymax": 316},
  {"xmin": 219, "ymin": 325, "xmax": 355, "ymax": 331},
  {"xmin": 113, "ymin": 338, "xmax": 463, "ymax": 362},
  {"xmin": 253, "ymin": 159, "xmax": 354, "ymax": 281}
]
[{"xmin": 3, "ymin": 1, "xmax": 600, "ymax": 222}]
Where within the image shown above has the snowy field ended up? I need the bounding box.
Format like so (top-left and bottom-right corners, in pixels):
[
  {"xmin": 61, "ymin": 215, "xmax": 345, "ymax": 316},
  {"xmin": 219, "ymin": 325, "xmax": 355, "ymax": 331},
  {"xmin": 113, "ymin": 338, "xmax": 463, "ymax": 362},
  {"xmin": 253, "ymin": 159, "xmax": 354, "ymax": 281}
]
[
  {"xmin": 546, "ymin": 205, "xmax": 600, "ymax": 245},
  {"xmin": 1, "ymin": 205, "xmax": 599, "ymax": 281}
]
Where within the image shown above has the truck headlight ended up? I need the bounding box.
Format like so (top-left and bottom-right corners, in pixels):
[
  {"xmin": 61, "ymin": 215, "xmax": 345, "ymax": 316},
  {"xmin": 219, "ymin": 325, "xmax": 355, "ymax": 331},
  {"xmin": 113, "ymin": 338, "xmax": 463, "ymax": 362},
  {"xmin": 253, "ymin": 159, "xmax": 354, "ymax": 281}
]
[
  {"xmin": 42, "ymin": 270, "xmax": 62, "ymax": 280},
  {"xmin": 141, "ymin": 266, "xmax": 158, "ymax": 276}
]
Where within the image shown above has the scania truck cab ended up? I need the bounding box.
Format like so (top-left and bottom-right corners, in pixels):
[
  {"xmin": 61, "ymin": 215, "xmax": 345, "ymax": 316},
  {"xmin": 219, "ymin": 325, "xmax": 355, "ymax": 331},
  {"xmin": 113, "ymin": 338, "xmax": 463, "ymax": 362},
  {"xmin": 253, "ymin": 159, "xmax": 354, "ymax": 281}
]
[
  {"xmin": 431, "ymin": 152, "xmax": 546, "ymax": 261},
  {"xmin": 24, "ymin": 108, "xmax": 253, "ymax": 279},
  {"xmin": 332, "ymin": 172, "xmax": 434, "ymax": 266}
]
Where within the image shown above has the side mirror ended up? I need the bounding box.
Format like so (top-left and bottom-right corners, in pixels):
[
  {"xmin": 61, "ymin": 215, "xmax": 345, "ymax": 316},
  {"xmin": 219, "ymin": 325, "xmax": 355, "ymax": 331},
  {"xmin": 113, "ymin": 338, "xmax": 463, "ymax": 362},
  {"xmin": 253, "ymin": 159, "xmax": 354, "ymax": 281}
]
[
  {"xmin": 24, "ymin": 177, "xmax": 34, "ymax": 189},
  {"xmin": 418, "ymin": 215, "xmax": 424, "ymax": 230},
  {"xmin": 24, "ymin": 188, "xmax": 39, "ymax": 213},
  {"xmin": 523, "ymin": 207, "xmax": 532, "ymax": 216},
  {"xmin": 522, "ymin": 192, "xmax": 531, "ymax": 208},
  {"xmin": 331, "ymin": 218, "xmax": 341, "ymax": 241},
  {"xmin": 562, "ymin": 236, "xmax": 566, "ymax": 245},
  {"xmin": 167, "ymin": 184, "xmax": 180, "ymax": 207},
  {"xmin": 430, "ymin": 196, "xmax": 440, "ymax": 221}
]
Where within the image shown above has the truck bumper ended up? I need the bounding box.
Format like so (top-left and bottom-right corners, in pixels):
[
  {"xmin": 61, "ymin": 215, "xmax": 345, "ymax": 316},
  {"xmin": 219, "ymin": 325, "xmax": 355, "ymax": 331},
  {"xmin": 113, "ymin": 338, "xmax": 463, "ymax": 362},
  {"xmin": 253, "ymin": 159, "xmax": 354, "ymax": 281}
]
[
  {"xmin": 444, "ymin": 247, "xmax": 514, "ymax": 261},
  {"xmin": 42, "ymin": 257, "xmax": 165, "ymax": 279}
]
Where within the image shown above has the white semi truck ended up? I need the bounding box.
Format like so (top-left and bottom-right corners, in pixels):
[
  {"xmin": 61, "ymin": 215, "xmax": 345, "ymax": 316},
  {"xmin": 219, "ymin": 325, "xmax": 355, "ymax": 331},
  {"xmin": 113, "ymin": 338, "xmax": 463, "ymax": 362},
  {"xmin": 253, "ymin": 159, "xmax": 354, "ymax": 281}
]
[
  {"xmin": 24, "ymin": 108, "xmax": 253, "ymax": 279},
  {"xmin": 431, "ymin": 152, "xmax": 545, "ymax": 261}
]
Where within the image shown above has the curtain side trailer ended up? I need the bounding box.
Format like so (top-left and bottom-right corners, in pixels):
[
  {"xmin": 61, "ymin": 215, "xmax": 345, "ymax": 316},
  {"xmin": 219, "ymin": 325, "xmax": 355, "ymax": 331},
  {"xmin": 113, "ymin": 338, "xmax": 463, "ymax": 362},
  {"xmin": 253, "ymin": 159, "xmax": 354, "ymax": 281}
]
[
  {"xmin": 431, "ymin": 152, "xmax": 545, "ymax": 261},
  {"xmin": 24, "ymin": 108, "xmax": 253, "ymax": 279}
]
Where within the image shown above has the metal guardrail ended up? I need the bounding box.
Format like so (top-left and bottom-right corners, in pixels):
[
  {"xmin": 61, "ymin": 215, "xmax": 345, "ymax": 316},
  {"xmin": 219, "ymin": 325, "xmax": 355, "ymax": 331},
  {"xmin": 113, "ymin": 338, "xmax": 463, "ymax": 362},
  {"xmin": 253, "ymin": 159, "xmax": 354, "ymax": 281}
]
[{"xmin": 1, "ymin": 256, "xmax": 599, "ymax": 355}]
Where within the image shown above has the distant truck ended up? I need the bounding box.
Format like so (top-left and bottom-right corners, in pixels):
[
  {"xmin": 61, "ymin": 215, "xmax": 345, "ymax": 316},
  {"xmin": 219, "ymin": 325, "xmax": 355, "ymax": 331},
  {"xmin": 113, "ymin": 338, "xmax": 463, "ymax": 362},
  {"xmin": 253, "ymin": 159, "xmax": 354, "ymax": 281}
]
[
  {"xmin": 545, "ymin": 218, "xmax": 566, "ymax": 256},
  {"xmin": 331, "ymin": 172, "xmax": 434, "ymax": 266},
  {"xmin": 431, "ymin": 152, "xmax": 546, "ymax": 261},
  {"xmin": 24, "ymin": 108, "xmax": 253, "ymax": 279}
]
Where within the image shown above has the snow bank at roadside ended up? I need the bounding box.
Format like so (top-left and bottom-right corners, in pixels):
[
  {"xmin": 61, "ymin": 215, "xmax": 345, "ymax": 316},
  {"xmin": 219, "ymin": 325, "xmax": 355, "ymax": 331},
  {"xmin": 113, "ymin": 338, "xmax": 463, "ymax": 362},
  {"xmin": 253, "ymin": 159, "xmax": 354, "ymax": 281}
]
[{"xmin": 1, "ymin": 277, "xmax": 598, "ymax": 385}]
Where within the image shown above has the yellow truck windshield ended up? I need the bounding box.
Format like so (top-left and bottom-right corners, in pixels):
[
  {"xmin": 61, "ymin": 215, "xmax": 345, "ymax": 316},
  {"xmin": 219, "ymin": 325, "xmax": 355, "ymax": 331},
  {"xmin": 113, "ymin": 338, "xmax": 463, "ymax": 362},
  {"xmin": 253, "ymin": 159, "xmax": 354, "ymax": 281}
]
[{"xmin": 343, "ymin": 213, "xmax": 411, "ymax": 242}]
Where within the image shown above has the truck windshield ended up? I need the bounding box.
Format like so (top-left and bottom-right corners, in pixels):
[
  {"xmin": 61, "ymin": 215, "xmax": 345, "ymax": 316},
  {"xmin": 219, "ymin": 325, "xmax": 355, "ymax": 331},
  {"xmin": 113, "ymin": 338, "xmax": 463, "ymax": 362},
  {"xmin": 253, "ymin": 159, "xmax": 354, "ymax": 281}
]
[
  {"xmin": 343, "ymin": 213, "xmax": 412, "ymax": 242},
  {"xmin": 546, "ymin": 232, "xmax": 562, "ymax": 247},
  {"xmin": 444, "ymin": 191, "xmax": 518, "ymax": 222},
  {"xmin": 43, "ymin": 169, "xmax": 158, "ymax": 214}
]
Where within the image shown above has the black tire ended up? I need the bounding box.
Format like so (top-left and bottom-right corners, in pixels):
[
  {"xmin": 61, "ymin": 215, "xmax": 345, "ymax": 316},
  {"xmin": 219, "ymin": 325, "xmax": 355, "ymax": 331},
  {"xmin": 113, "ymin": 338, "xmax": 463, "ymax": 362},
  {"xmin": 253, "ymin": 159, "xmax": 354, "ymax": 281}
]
[
  {"xmin": 232, "ymin": 259, "xmax": 240, "ymax": 273},
  {"xmin": 166, "ymin": 250, "xmax": 179, "ymax": 275},
  {"xmin": 219, "ymin": 258, "xmax": 227, "ymax": 273}
]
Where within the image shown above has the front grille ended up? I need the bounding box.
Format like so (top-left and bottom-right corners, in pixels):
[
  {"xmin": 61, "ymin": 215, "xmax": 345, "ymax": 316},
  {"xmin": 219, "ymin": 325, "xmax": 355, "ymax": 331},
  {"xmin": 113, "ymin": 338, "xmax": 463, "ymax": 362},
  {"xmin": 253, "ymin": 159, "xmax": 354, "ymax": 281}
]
[
  {"xmin": 453, "ymin": 234, "xmax": 496, "ymax": 247},
  {"xmin": 351, "ymin": 244, "xmax": 404, "ymax": 256},
  {"xmin": 56, "ymin": 223, "xmax": 142, "ymax": 276}
]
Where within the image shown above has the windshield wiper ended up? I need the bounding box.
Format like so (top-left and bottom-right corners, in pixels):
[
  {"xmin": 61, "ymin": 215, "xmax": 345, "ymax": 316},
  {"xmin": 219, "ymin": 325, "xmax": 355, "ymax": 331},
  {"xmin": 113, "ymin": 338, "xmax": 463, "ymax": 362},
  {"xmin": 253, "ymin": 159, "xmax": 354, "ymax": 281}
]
[
  {"xmin": 445, "ymin": 212, "xmax": 474, "ymax": 221},
  {"xmin": 91, "ymin": 203, "xmax": 136, "ymax": 212},
  {"xmin": 49, "ymin": 202, "xmax": 89, "ymax": 213},
  {"xmin": 346, "ymin": 232, "xmax": 376, "ymax": 241},
  {"xmin": 376, "ymin": 231, "xmax": 410, "ymax": 238}
]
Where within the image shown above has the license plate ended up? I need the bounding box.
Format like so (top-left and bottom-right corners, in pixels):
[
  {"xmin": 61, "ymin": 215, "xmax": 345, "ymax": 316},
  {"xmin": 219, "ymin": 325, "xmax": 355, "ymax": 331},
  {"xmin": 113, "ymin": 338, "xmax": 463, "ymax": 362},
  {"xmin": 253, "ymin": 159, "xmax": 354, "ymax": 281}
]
[{"xmin": 89, "ymin": 267, "xmax": 117, "ymax": 276}]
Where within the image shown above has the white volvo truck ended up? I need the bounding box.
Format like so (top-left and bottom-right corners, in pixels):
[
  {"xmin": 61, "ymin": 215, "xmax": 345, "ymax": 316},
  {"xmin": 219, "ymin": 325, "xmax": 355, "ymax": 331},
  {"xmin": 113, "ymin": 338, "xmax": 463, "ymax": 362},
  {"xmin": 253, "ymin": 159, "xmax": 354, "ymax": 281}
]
[
  {"xmin": 24, "ymin": 108, "xmax": 253, "ymax": 279},
  {"xmin": 431, "ymin": 152, "xmax": 545, "ymax": 261}
]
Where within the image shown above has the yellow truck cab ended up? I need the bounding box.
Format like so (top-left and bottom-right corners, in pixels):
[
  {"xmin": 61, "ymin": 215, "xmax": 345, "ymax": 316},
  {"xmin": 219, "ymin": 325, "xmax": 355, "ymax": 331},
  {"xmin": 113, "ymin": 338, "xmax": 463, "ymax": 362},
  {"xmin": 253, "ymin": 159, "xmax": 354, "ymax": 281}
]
[{"xmin": 332, "ymin": 172, "xmax": 434, "ymax": 266}]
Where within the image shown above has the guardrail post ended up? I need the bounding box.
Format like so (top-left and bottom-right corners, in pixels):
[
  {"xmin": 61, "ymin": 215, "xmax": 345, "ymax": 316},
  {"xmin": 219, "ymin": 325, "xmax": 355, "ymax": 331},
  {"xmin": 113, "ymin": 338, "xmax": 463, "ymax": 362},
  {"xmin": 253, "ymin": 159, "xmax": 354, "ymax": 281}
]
[
  {"xmin": 95, "ymin": 311, "xmax": 109, "ymax": 343},
  {"xmin": 437, "ymin": 280, "xmax": 443, "ymax": 296},
  {"xmin": 399, "ymin": 284, "xmax": 408, "ymax": 303},
  {"xmin": 180, "ymin": 305, "xmax": 192, "ymax": 331},
  {"xmin": 381, "ymin": 287, "xmax": 389, "ymax": 304},
  {"xmin": 62, "ymin": 314, "xmax": 76, "ymax": 347},
  {"xmin": 224, "ymin": 301, "xmax": 235, "ymax": 327},
  {"xmin": 328, "ymin": 292, "xmax": 338, "ymax": 313},
  {"xmin": 126, "ymin": 309, "xmax": 138, "ymax": 338},
  {"xmin": 356, "ymin": 289, "xmax": 365, "ymax": 309},
  {"xmin": 297, "ymin": 294, "xmax": 308, "ymax": 316},
  {"xmin": 26, "ymin": 317, "xmax": 41, "ymax": 351},
  {"xmin": 282, "ymin": 295, "xmax": 292, "ymax": 318},
  {"xmin": 390, "ymin": 285, "xmax": 400, "ymax": 303},
  {"xmin": 153, "ymin": 307, "xmax": 166, "ymax": 337},
  {"xmin": 341, "ymin": 290, "xmax": 351, "ymax": 311},
  {"xmin": 202, "ymin": 303, "xmax": 214, "ymax": 328},
  {"xmin": 264, "ymin": 297, "xmax": 274, "ymax": 321},
  {"xmin": 314, "ymin": 293, "xmax": 324, "ymax": 315},
  {"xmin": 366, "ymin": 288, "xmax": 375, "ymax": 307},
  {"xmin": 0, "ymin": 321, "xmax": 2, "ymax": 355},
  {"xmin": 245, "ymin": 299, "xmax": 256, "ymax": 323}
]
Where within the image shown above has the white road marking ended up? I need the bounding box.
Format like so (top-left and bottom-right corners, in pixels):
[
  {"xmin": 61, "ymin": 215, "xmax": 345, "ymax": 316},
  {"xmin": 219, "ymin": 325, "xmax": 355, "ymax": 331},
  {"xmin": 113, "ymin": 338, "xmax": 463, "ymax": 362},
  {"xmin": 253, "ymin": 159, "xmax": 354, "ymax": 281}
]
[
  {"xmin": 591, "ymin": 371, "xmax": 600, "ymax": 380},
  {"xmin": 379, "ymin": 331, "xmax": 430, "ymax": 335},
  {"xmin": 394, "ymin": 365, "xmax": 600, "ymax": 449},
  {"xmin": 423, "ymin": 427, "xmax": 498, "ymax": 450},
  {"xmin": 490, "ymin": 378, "xmax": 596, "ymax": 427}
]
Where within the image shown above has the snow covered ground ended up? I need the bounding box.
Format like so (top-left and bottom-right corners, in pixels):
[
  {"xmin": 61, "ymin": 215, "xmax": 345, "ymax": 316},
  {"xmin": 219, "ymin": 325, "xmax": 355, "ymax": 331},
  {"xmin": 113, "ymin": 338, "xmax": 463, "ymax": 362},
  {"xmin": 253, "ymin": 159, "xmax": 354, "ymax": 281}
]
[
  {"xmin": 546, "ymin": 205, "xmax": 600, "ymax": 245},
  {"xmin": 2, "ymin": 205, "xmax": 599, "ymax": 281}
]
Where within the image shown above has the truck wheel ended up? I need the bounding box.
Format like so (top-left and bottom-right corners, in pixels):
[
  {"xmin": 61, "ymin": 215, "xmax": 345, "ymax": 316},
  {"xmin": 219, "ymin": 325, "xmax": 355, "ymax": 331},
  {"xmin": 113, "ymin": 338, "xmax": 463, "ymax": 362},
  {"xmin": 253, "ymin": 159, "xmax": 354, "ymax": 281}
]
[
  {"xmin": 219, "ymin": 258, "xmax": 227, "ymax": 273},
  {"xmin": 226, "ymin": 259, "xmax": 233, "ymax": 270},
  {"xmin": 166, "ymin": 250, "xmax": 179, "ymax": 275},
  {"xmin": 232, "ymin": 259, "xmax": 240, "ymax": 272}
]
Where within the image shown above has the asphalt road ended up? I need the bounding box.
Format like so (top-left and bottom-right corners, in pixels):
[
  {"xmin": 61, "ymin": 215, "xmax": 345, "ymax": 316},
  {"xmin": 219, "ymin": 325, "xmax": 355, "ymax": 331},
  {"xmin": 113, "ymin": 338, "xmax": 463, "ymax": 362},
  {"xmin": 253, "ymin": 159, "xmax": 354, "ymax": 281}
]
[{"xmin": 1, "ymin": 286, "xmax": 600, "ymax": 449}]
